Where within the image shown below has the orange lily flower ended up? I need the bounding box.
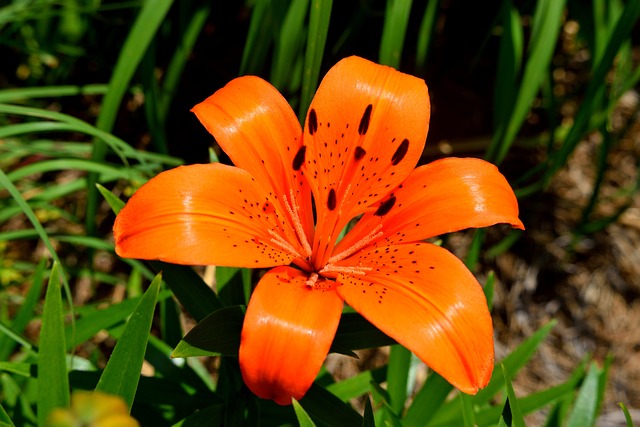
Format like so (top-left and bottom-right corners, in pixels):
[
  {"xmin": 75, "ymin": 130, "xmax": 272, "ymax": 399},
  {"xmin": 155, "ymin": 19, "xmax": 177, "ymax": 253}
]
[{"xmin": 114, "ymin": 56, "xmax": 524, "ymax": 405}]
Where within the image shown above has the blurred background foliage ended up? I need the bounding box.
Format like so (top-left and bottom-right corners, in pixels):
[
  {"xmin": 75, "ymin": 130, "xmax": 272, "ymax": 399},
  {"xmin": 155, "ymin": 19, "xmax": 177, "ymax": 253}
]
[{"xmin": 1, "ymin": 0, "xmax": 639, "ymax": 425}]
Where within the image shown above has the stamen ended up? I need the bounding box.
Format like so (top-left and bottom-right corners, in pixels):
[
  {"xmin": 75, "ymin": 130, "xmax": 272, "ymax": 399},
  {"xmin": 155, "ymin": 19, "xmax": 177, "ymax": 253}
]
[
  {"xmin": 328, "ymin": 224, "xmax": 383, "ymax": 264},
  {"xmin": 268, "ymin": 229, "xmax": 304, "ymax": 259},
  {"xmin": 319, "ymin": 264, "xmax": 372, "ymax": 276},
  {"xmin": 306, "ymin": 272, "xmax": 318, "ymax": 287},
  {"xmin": 339, "ymin": 183, "xmax": 351, "ymax": 217},
  {"xmin": 284, "ymin": 190, "xmax": 313, "ymax": 258}
]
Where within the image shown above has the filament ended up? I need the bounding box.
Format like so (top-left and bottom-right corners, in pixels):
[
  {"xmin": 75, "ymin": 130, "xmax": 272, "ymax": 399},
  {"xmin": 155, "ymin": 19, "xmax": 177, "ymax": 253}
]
[
  {"xmin": 327, "ymin": 224, "xmax": 383, "ymax": 264},
  {"xmin": 319, "ymin": 264, "xmax": 372, "ymax": 276},
  {"xmin": 283, "ymin": 190, "xmax": 313, "ymax": 258},
  {"xmin": 268, "ymin": 229, "xmax": 304, "ymax": 259}
]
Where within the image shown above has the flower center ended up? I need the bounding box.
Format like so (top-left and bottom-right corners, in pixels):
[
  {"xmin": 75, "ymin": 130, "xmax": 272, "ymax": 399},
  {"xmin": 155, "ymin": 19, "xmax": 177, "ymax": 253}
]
[
  {"xmin": 271, "ymin": 193, "xmax": 385, "ymax": 287},
  {"xmin": 313, "ymin": 225, "xmax": 383, "ymax": 286}
]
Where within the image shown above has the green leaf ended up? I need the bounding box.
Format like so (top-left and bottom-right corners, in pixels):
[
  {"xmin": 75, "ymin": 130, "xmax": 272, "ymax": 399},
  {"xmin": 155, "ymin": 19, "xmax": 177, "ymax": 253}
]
[
  {"xmin": 386, "ymin": 345, "xmax": 411, "ymax": 415},
  {"xmin": 65, "ymin": 291, "xmax": 170, "ymax": 349},
  {"xmin": 240, "ymin": 0, "xmax": 278, "ymax": 75},
  {"xmin": 484, "ymin": 271, "xmax": 496, "ymax": 311},
  {"xmin": 150, "ymin": 261, "xmax": 223, "ymax": 322},
  {"xmin": 424, "ymin": 320, "xmax": 559, "ymax": 426},
  {"xmin": 0, "ymin": 103, "xmax": 149, "ymax": 167},
  {"xmin": 299, "ymin": 0, "xmax": 333, "ymax": 121},
  {"xmin": 475, "ymin": 359, "xmax": 586, "ymax": 424},
  {"xmin": 171, "ymin": 403, "xmax": 225, "ymax": 426},
  {"xmin": 0, "ymin": 373, "xmax": 36, "ymax": 425},
  {"xmin": 502, "ymin": 364, "xmax": 526, "ymax": 427},
  {"xmin": 0, "ymin": 402, "xmax": 14, "ymax": 427},
  {"xmin": 487, "ymin": 0, "xmax": 567, "ymax": 164},
  {"xmin": 94, "ymin": 1, "xmax": 174, "ymax": 134},
  {"xmin": 158, "ymin": 2, "xmax": 211, "ymax": 123},
  {"xmin": 493, "ymin": 0, "xmax": 523, "ymax": 133},
  {"xmin": 474, "ymin": 320, "xmax": 557, "ymax": 404},
  {"xmin": 0, "ymin": 168, "xmax": 74, "ymax": 320},
  {"xmin": 173, "ymin": 306, "xmax": 397, "ymax": 358},
  {"xmin": 293, "ymin": 399, "xmax": 318, "ymax": 427},
  {"xmin": 415, "ymin": 0, "xmax": 440, "ymax": 70},
  {"xmin": 543, "ymin": 0, "xmax": 640, "ymax": 182},
  {"xmin": 0, "ymin": 362, "xmax": 34, "ymax": 377},
  {"xmin": 464, "ymin": 229, "xmax": 484, "ymax": 270},
  {"xmin": 460, "ymin": 393, "xmax": 475, "ymax": 427},
  {"xmin": 403, "ymin": 372, "xmax": 452, "ymax": 426},
  {"xmin": 331, "ymin": 312, "xmax": 396, "ymax": 354},
  {"xmin": 326, "ymin": 367, "xmax": 386, "ymax": 402},
  {"xmin": 271, "ymin": 0, "xmax": 309, "ymax": 90},
  {"xmin": 96, "ymin": 183, "xmax": 125, "ymax": 214},
  {"xmin": 0, "ymin": 84, "xmax": 108, "ymax": 103},
  {"xmin": 37, "ymin": 262, "xmax": 70, "ymax": 427},
  {"xmin": 618, "ymin": 402, "xmax": 634, "ymax": 427},
  {"xmin": 95, "ymin": 272, "xmax": 162, "ymax": 409},
  {"xmin": 171, "ymin": 305, "xmax": 244, "ymax": 358},
  {"xmin": 299, "ymin": 384, "xmax": 362, "ymax": 427},
  {"xmin": 5, "ymin": 158, "xmax": 140, "ymax": 182},
  {"xmin": 379, "ymin": 0, "xmax": 413, "ymax": 68},
  {"xmin": 0, "ymin": 258, "xmax": 46, "ymax": 360},
  {"xmin": 362, "ymin": 397, "xmax": 375, "ymax": 427},
  {"xmin": 566, "ymin": 363, "xmax": 602, "ymax": 427},
  {"xmin": 88, "ymin": 0, "xmax": 176, "ymax": 232}
]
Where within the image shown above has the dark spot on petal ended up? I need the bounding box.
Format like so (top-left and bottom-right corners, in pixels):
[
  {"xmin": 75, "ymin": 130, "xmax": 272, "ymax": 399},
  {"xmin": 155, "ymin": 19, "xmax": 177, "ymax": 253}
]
[
  {"xmin": 293, "ymin": 145, "xmax": 306, "ymax": 170},
  {"xmin": 308, "ymin": 109, "xmax": 318, "ymax": 135},
  {"xmin": 392, "ymin": 139, "xmax": 409, "ymax": 165},
  {"xmin": 354, "ymin": 146, "xmax": 366, "ymax": 160},
  {"xmin": 374, "ymin": 196, "xmax": 396, "ymax": 216},
  {"xmin": 358, "ymin": 104, "xmax": 373, "ymax": 135},
  {"xmin": 327, "ymin": 188, "xmax": 337, "ymax": 211}
]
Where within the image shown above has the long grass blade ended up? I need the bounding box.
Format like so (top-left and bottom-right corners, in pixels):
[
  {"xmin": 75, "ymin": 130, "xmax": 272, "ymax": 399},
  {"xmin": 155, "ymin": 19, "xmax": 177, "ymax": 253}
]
[
  {"xmin": 293, "ymin": 399, "xmax": 318, "ymax": 427},
  {"xmin": 0, "ymin": 168, "xmax": 74, "ymax": 328},
  {"xmin": 88, "ymin": 0, "xmax": 176, "ymax": 232},
  {"xmin": 95, "ymin": 272, "xmax": 162, "ymax": 409},
  {"xmin": 415, "ymin": 0, "xmax": 440, "ymax": 70},
  {"xmin": 299, "ymin": 0, "xmax": 332, "ymax": 122},
  {"xmin": 0, "ymin": 258, "xmax": 47, "ymax": 361},
  {"xmin": 271, "ymin": 0, "xmax": 309, "ymax": 91},
  {"xmin": 486, "ymin": 0, "xmax": 566, "ymax": 164},
  {"xmin": 386, "ymin": 345, "xmax": 411, "ymax": 416},
  {"xmin": 37, "ymin": 262, "xmax": 70, "ymax": 426},
  {"xmin": 543, "ymin": 0, "xmax": 640, "ymax": 183},
  {"xmin": 0, "ymin": 84, "xmax": 107, "ymax": 102},
  {"xmin": 379, "ymin": 0, "xmax": 413, "ymax": 68}
]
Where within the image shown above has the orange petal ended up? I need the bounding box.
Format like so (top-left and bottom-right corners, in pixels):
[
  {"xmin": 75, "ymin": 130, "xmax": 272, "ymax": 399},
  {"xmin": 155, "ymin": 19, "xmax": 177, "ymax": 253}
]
[
  {"xmin": 114, "ymin": 163, "xmax": 300, "ymax": 268},
  {"xmin": 239, "ymin": 266, "xmax": 343, "ymax": 405},
  {"xmin": 192, "ymin": 76, "xmax": 314, "ymax": 246},
  {"xmin": 334, "ymin": 157, "xmax": 524, "ymax": 255},
  {"xmin": 301, "ymin": 56, "xmax": 431, "ymax": 268},
  {"xmin": 334, "ymin": 242, "xmax": 494, "ymax": 394}
]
